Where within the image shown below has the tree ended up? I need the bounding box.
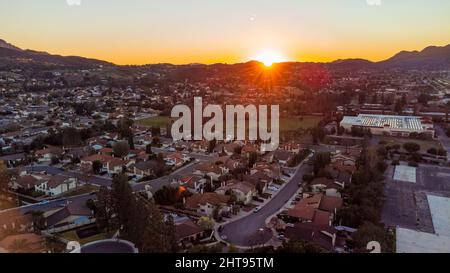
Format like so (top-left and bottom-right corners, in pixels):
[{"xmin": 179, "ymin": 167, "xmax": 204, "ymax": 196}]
[
  {"xmin": 208, "ymin": 139, "xmax": 217, "ymax": 153},
  {"xmin": 152, "ymin": 136, "xmax": 160, "ymax": 146},
  {"xmin": 313, "ymin": 152, "xmax": 331, "ymax": 175},
  {"xmin": 311, "ymin": 126, "xmax": 325, "ymax": 144},
  {"xmin": 95, "ymin": 186, "xmax": 115, "ymax": 235},
  {"xmin": 248, "ymin": 152, "xmax": 257, "ymax": 168},
  {"xmin": 124, "ymin": 196, "xmax": 178, "ymax": 253},
  {"xmin": 145, "ymin": 144, "xmax": 153, "ymax": 154},
  {"xmin": 92, "ymin": 160, "xmax": 103, "ymax": 174},
  {"xmin": 403, "ymin": 142, "xmax": 420, "ymax": 153},
  {"xmin": 8, "ymin": 239, "xmax": 32, "ymax": 253},
  {"xmin": 352, "ymin": 221, "xmax": 394, "ymax": 253},
  {"xmin": 113, "ymin": 141, "xmax": 130, "ymax": 158},
  {"xmin": 29, "ymin": 210, "xmax": 46, "ymax": 231},
  {"xmin": 50, "ymin": 156, "xmax": 60, "ymax": 165},
  {"xmin": 197, "ymin": 216, "xmax": 215, "ymax": 230},
  {"xmin": 278, "ymin": 239, "xmax": 325, "ymax": 253},
  {"xmin": 153, "ymin": 186, "xmax": 190, "ymax": 205},
  {"xmin": 62, "ymin": 127, "xmax": 81, "ymax": 147},
  {"xmin": 111, "ymin": 174, "xmax": 134, "ymax": 234}
]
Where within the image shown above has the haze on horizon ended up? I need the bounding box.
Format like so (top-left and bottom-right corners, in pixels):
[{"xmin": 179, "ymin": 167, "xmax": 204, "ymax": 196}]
[{"xmin": 1, "ymin": 0, "xmax": 449, "ymax": 65}]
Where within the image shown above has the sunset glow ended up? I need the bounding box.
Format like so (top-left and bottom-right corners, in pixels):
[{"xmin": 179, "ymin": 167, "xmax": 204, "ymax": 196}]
[
  {"xmin": 253, "ymin": 50, "xmax": 287, "ymax": 67},
  {"xmin": 0, "ymin": 0, "xmax": 449, "ymax": 65}
]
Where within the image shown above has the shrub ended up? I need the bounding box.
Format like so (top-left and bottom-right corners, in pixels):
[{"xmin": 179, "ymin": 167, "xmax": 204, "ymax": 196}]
[{"xmin": 403, "ymin": 142, "xmax": 421, "ymax": 153}]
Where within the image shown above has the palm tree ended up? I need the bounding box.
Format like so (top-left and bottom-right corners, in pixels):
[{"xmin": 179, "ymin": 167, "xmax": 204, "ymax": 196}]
[
  {"xmin": 9, "ymin": 239, "xmax": 30, "ymax": 253},
  {"xmin": 29, "ymin": 210, "xmax": 46, "ymax": 231}
]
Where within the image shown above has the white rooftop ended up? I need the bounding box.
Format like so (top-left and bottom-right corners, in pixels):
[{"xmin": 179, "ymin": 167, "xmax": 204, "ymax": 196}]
[
  {"xmin": 396, "ymin": 227, "xmax": 450, "ymax": 253},
  {"xmin": 341, "ymin": 114, "xmax": 426, "ymax": 131},
  {"xmin": 427, "ymin": 195, "xmax": 450, "ymax": 237}
]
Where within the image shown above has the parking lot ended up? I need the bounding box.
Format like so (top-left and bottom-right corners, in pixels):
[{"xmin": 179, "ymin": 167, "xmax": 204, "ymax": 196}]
[{"xmin": 382, "ymin": 164, "xmax": 450, "ymax": 233}]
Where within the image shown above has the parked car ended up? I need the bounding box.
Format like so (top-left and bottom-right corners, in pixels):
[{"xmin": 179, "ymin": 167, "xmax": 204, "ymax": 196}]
[{"xmin": 253, "ymin": 206, "xmax": 262, "ymax": 213}]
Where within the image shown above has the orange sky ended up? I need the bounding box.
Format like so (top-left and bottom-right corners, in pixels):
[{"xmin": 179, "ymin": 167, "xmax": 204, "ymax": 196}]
[{"xmin": 1, "ymin": 0, "xmax": 450, "ymax": 65}]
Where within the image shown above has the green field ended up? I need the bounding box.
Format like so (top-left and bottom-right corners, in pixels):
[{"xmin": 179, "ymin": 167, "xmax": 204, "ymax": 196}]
[
  {"xmin": 136, "ymin": 115, "xmax": 322, "ymax": 132},
  {"xmin": 136, "ymin": 116, "xmax": 173, "ymax": 127},
  {"xmin": 279, "ymin": 116, "xmax": 322, "ymax": 132}
]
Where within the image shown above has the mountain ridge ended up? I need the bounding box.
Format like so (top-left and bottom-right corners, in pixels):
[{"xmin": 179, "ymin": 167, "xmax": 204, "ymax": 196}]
[{"xmin": 0, "ymin": 38, "xmax": 449, "ymax": 70}]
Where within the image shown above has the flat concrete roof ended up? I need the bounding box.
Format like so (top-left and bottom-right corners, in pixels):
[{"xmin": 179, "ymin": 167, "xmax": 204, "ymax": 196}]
[
  {"xmin": 393, "ymin": 165, "xmax": 417, "ymax": 183},
  {"xmin": 427, "ymin": 195, "xmax": 450, "ymax": 237},
  {"xmin": 396, "ymin": 227, "xmax": 450, "ymax": 253}
]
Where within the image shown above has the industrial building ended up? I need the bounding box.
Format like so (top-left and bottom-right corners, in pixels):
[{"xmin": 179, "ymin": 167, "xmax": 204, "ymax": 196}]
[{"xmin": 340, "ymin": 114, "xmax": 434, "ymax": 137}]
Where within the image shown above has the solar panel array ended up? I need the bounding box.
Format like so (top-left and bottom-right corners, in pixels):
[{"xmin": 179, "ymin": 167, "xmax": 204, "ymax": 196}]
[{"xmin": 357, "ymin": 115, "xmax": 423, "ymax": 131}]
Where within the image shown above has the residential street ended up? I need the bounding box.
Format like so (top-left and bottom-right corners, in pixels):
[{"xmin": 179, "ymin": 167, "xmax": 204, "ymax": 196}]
[{"xmin": 219, "ymin": 163, "xmax": 313, "ymax": 246}]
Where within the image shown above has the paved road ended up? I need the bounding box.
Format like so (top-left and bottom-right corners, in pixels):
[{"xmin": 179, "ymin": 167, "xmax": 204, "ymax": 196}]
[{"xmin": 219, "ymin": 163, "xmax": 313, "ymax": 246}]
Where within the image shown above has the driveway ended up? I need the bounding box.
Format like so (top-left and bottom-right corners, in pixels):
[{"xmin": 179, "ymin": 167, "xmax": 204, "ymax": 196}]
[{"xmin": 219, "ymin": 163, "xmax": 313, "ymax": 246}]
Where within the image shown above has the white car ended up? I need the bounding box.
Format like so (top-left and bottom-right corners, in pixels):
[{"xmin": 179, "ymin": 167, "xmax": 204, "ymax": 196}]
[{"xmin": 254, "ymin": 206, "xmax": 262, "ymax": 213}]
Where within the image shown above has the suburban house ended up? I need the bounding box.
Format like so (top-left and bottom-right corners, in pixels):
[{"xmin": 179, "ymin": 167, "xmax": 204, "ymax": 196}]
[
  {"xmin": 35, "ymin": 146, "xmax": 64, "ymax": 162},
  {"xmin": 43, "ymin": 201, "xmax": 94, "ymax": 232},
  {"xmin": 285, "ymin": 223, "xmax": 338, "ymax": 252},
  {"xmin": 310, "ymin": 177, "xmax": 344, "ymax": 198},
  {"xmin": 174, "ymin": 217, "xmax": 206, "ymax": 247},
  {"xmin": 243, "ymin": 171, "xmax": 273, "ymax": 193},
  {"xmin": 178, "ymin": 176, "xmax": 207, "ymax": 193},
  {"xmin": 185, "ymin": 192, "xmax": 231, "ymax": 217},
  {"xmin": 330, "ymin": 152, "xmax": 357, "ymax": 174},
  {"xmin": 279, "ymin": 142, "xmax": 301, "ymax": 153},
  {"xmin": 12, "ymin": 174, "xmax": 40, "ymax": 191},
  {"xmin": 193, "ymin": 163, "xmax": 224, "ymax": 182},
  {"xmin": 191, "ymin": 140, "xmax": 209, "ymax": 153},
  {"xmin": 0, "ymin": 153, "xmax": 27, "ymax": 167},
  {"xmin": 268, "ymin": 150, "xmax": 295, "ymax": 166},
  {"xmin": 81, "ymin": 154, "xmax": 130, "ymax": 175},
  {"xmin": 34, "ymin": 175, "xmax": 78, "ymax": 197},
  {"xmin": 287, "ymin": 193, "xmax": 342, "ymax": 223},
  {"xmin": 215, "ymin": 180, "xmax": 256, "ymax": 204},
  {"xmin": 133, "ymin": 160, "xmax": 159, "ymax": 179},
  {"xmin": 164, "ymin": 152, "xmax": 191, "ymax": 168}
]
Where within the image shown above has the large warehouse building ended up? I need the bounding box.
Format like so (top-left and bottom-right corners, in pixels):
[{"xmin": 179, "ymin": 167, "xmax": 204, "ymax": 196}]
[{"xmin": 340, "ymin": 114, "xmax": 434, "ymax": 137}]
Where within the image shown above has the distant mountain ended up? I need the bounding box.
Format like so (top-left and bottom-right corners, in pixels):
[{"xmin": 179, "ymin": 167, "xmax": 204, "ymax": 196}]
[
  {"xmin": 379, "ymin": 44, "xmax": 450, "ymax": 69},
  {"xmin": 0, "ymin": 39, "xmax": 112, "ymax": 69},
  {"xmin": 0, "ymin": 39, "xmax": 22, "ymax": 51},
  {"xmin": 0, "ymin": 38, "xmax": 449, "ymax": 71},
  {"xmin": 328, "ymin": 58, "xmax": 375, "ymax": 70}
]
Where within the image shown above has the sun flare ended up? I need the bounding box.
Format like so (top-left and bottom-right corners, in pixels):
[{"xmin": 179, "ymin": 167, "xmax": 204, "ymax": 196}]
[{"xmin": 253, "ymin": 50, "xmax": 287, "ymax": 67}]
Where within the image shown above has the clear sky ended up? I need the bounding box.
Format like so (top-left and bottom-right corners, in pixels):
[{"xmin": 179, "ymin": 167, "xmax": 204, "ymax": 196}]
[{"xmin": 1, "ymin": 0, "xmax": 449, "ymax": 65}]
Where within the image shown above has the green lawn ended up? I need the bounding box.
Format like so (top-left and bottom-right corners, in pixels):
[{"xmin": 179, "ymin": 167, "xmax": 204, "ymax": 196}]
[
  {"xmin": 136, "ymin": 115, "xmax": 322, "ymax": 132},
  {"xmin": 279, "ymin": 116, "xmax": 323, "ymax": 132},
  {"xmin": 62, "ymin": 184, "xmax": 99, "ymax": 198},
  {"xmin": 136, "ymin": 116, "xmax": 173, "ymax": 127},
  {"xmin": 59, "ymin": 230, "xmax": 108, "ymax": 245}
]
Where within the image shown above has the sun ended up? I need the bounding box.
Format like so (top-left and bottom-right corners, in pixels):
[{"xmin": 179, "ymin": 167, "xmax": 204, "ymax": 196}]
[{"xmin": 253, "ymin": 50, "xmax": 286, "ymax": 67}]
